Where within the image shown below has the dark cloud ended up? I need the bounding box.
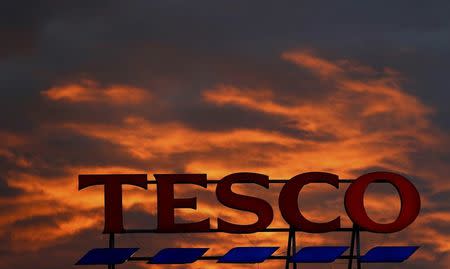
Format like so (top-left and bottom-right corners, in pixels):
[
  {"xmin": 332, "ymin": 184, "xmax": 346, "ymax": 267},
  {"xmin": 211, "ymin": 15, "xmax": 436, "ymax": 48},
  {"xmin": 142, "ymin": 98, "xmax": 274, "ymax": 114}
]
[{"xmin": 0, "ymin": 176, "xmax": 23, "ymax": 197}]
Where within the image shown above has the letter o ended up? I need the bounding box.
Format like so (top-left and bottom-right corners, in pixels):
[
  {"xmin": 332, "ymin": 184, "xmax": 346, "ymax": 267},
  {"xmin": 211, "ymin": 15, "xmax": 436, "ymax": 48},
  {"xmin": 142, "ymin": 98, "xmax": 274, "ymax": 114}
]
[{"xmin": 344, "ymin": 172, "xmax": 420, "ymax": 233}]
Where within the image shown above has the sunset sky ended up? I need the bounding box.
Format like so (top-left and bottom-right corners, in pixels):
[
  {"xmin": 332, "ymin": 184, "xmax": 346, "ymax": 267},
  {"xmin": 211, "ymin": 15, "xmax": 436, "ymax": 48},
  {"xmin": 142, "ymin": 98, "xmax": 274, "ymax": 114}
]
[{"xmin": 1, "ymin": 1, "xmax": 450, "ymax": 269}]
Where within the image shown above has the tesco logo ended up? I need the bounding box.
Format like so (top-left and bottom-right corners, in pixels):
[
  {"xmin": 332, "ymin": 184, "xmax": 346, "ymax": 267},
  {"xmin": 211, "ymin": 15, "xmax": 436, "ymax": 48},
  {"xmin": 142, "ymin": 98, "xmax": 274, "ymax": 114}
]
[{"xmin": 79, "ymin": 171, "xmax": 420, "ymax": 234}]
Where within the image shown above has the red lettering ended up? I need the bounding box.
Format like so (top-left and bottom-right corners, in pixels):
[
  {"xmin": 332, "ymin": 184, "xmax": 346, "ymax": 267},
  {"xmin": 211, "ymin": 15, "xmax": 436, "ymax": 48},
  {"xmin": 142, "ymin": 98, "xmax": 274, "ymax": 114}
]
[
  {"xmin": 344, "ymin": 172, "xmax": 421, "ymax": 233},
  {"xmin": 216, "ymin": 172, "xmax": 273, "ymax": 233},
  {"xmin": 155, "ymin": 174, "xmax": 210, "ymax": 232},
  {"xmin": 78, "ymin": 174, "xmax": 148, "ymax": 233},
  {"xmin": 78, "ymin": 171, "xmax": 421, "ymax": 234},
  {"xmin": 278, "ymin": 172, "xmax": 341, "ymax": 233}
]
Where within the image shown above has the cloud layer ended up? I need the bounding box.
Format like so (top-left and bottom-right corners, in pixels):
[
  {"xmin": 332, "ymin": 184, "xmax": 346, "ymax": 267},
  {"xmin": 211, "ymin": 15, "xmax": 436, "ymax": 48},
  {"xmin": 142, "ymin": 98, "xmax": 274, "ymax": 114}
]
[
  {"xmin": 1, "ymin": 50, "xmax": 449, "ymax": 269},
  {"xmin": 1, "ymin": 2, "xmax": 450, "ymax": 268}
]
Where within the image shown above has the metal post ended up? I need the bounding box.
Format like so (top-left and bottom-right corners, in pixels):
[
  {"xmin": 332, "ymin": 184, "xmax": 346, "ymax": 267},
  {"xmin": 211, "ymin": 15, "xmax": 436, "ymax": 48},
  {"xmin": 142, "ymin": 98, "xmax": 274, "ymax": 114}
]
[
  {"xmin": 292, "ymin": 229, "xmax": 297, "ymax": 269},
  {"xmin": 285, "ymin": 228, "xmax": 293, "ymax": 269},
  {"xmin": 348, "ymin": 224, "xmax": 356, "ymax": 269},
  {"xmin": 109, "ymin": 233, "xmax": 115, "ymax": 269},
  {"xmin": 356, "ymin": 226, "xmax": 361, "ymax": 269}
]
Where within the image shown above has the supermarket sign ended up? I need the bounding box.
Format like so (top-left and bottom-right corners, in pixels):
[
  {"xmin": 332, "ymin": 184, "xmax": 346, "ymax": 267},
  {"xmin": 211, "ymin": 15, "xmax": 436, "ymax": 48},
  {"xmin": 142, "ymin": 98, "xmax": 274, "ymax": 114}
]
[
  {"xmin": 76, "ymin": 171, "xmax": 421, "ymax": 267},
  {"xmin": 78, "ymin": 171, "xmax": 420, "ymax": 234}
]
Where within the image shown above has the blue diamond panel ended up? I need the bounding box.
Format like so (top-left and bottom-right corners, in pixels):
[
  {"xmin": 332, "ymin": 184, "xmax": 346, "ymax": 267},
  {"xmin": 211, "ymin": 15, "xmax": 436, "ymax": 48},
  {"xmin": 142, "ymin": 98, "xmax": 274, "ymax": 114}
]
[
  {"xmin": 361, "ymin": 246, "xmax": 419, "ymax": 263},
  {"xmin": 76, "ymin": 248, "xmax": 139, "ymax": 265},
  {"xmin": 150, "ymin": 248, "xmax": 209, "ymax": 264},
  {"xmin": 291, "ymin": 246, "xmax": 348, "ymax": 263},
  {"xmin": 218, "ymin": 247, "xmax": 279, "ymax": 263}
]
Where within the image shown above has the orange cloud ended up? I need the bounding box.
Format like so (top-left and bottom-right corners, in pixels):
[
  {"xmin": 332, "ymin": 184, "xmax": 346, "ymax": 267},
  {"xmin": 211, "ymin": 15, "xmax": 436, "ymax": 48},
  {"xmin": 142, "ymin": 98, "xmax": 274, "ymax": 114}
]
[
  {"xmin": 0, "ymin": 131, "xmax": 26, "ymax": 147},
  {"xmin": 1, "ymin": 166, "xmax": 153, "ymax": 251},
  {"xmin": 10, "ymin": 214, "xmax": 102, "ymax": 251},
  {"xmin": 0, "ymin": 131, "xmax": 32, "ymax": 168},
  {"xmin": 202, "ymin": 51, "xmax": 440, "ymax": 181},
  {"xmin": 41, "ymin": 80, "xmax": 151, "ymax": 105},
  {"xmin": 62, "ymin": 116, "xmax": 301, "ymax": 161},
  {"xmin": 282, "ymin": 50, "xmax": 343, "ymax": 77}
]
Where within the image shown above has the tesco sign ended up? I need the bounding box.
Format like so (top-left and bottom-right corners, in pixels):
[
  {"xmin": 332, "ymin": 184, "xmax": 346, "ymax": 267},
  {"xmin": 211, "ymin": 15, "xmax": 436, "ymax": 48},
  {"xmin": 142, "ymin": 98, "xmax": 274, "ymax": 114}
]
[{"xmin": 79, "ymin": 171, "xmax": 421, "ymax": 235}]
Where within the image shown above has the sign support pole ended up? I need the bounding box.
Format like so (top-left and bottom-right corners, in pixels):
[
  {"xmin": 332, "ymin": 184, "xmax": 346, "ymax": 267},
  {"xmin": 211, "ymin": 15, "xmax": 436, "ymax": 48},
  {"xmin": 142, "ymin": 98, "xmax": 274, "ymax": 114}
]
[
  {"xmin": 356, "ymin": 225, "xmax": 361, "ymax": 269},
  {"xmin": 108, "ymin": 233, "xmax": 115, "ymax": 269},
  {"xmin": 285, "ymin": 228, "xmax": 292, "ymax": 269},
  {"xmin": 293, "ymin": 228, "xmax": 297, "ymax": 269},
  {"xmin": 348, "ymin": 224, "xmax": 361, "ymax": 269},
  {"xmin": 285, "ymin": 226, "xmax": 297, "ymax": 269}
]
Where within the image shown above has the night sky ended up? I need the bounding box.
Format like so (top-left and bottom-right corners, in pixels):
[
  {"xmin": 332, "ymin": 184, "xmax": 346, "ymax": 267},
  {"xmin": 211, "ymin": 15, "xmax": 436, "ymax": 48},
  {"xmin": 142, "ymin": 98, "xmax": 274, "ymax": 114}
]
[{"xmin": 1, "ymin": 1, "xmax": 450, "ymax": 268}]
